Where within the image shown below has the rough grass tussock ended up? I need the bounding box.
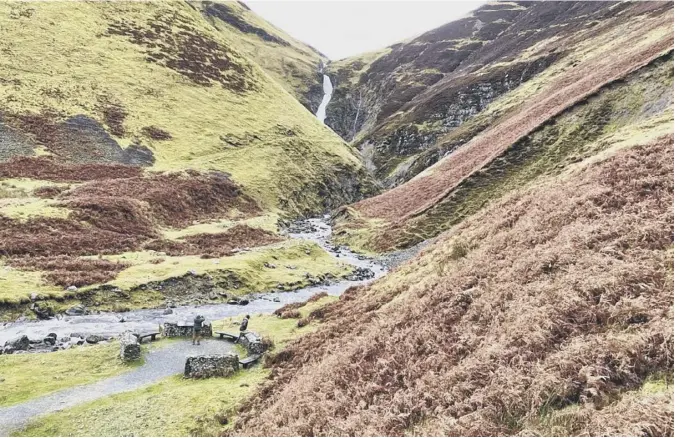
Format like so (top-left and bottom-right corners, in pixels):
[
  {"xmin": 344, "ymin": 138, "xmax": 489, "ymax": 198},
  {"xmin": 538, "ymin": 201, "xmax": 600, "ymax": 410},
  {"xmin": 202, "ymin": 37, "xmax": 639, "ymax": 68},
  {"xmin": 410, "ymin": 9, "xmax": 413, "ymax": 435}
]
[
  {"xmin": 143, "ymin": 224, "xmax": 283, "ymax": 258},
  {"xmin": 0, "ymin": 156, "xmax": 142, "ymax": 182},
  {"xmin": 233, "ymin": 136, "xmax": 674, "ymax": 436},
  {"xmin": 8, "ymin": 256, "xmax": 130, "ymax": 288},
  {"xmin": 65, "ymin": 172, "xmax": 260, "ymax": 228}
]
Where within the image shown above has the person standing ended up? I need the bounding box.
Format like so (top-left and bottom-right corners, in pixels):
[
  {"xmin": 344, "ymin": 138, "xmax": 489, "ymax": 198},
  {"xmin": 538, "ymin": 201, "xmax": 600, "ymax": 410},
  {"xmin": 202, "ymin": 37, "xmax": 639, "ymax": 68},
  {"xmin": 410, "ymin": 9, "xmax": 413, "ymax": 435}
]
[
  {"xmin": 235, "ymin": 315, "xmax": 250, "ymax": 344},
  {"xmin": 192, "ymin": 314, "xmax": 205, "ymax": 345}
]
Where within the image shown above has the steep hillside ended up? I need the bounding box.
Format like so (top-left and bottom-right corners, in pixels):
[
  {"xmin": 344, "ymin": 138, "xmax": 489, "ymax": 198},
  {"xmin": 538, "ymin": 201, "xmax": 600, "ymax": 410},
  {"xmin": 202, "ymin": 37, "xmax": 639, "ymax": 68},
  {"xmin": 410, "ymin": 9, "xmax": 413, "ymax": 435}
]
[
  {"xmin": 0, "ymin": 1, "xmax": 372, "ymax": 320},
  {"xmin": 0, "ymin": 1, "xmax": 372, "ymax": 214},
  {"xmin": 324, "ymin": 1, "xmax": 672, "ymax": 187},
  {"xmin": 235, "ymin": 134, "xmax": 674, "ymax": 436},
  {"xmin": 333, "ymin": 1, "xmax": 673, "ymax": 252},
  {"xmin": 191, "ymin": 1, "xmax": 328, "ymax": 111},
  {"xmin": 324, "ymin": 1, "xmax": 529, "ymax": 144}
]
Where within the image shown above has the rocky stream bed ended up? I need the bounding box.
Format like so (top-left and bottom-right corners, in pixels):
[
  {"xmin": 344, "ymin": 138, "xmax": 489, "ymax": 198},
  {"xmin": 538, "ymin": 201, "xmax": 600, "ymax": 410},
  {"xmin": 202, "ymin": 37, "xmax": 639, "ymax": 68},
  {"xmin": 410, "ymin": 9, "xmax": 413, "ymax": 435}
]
[{"xmin": 0, "ymin": 218, "xmax": 391, "ymax": 351}]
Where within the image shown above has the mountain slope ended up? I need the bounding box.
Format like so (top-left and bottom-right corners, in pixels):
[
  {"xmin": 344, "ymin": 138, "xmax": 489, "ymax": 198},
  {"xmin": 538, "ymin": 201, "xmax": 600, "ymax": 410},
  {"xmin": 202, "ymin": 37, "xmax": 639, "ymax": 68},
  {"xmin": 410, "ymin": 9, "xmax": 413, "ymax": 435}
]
[
  {"xmin": 235, "ymin": 134, "xmax": 674, "ymax": 436},
  {"xmin": 324, "ymin": 1, "xmax": 672, "ymax": 187},
  {"xmin": 0, "ymin": 0, "xmax": 372, "ymax": 214},
  {"xmin": 192, "ymin": 0, "xmax": 328, "ymax": 111},
  {"xmin": 332, "ymin": 1, "xmax": 673, "ymax": 252},
  {"xmin": 0, "ymin": 1, "xmax": 373, "ymax": 320}
]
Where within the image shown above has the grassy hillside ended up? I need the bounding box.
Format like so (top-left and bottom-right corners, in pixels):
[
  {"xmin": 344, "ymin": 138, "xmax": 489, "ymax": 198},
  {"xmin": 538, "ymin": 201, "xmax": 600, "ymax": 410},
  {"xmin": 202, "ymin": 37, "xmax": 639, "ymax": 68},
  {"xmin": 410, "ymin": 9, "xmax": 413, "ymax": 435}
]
[
  {"xmin": 0, "ymin": 1, "xmax": 372, "ymax": 214},
  {"xmin": 0, "ymin": 1, "xmax": 373, "ymax": 320},
  {"xmin": 193, "ymin": 0, "xmax": 328, "ymax": 111},
  {"xmin": 334, "ymin": 2, "xmax": 673, "ymax": 253},
  {"xmin": 234, "ymin": 134, "xmax": 674, "ymax": 436}
]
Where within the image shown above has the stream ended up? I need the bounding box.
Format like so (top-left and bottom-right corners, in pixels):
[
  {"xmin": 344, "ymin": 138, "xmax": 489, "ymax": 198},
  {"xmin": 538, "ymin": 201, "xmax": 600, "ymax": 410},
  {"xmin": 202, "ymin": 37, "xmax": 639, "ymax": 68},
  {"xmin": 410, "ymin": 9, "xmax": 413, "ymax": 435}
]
[{"xmin": 0, "ymin": 218, "xmax": 387, "ymax": 345}]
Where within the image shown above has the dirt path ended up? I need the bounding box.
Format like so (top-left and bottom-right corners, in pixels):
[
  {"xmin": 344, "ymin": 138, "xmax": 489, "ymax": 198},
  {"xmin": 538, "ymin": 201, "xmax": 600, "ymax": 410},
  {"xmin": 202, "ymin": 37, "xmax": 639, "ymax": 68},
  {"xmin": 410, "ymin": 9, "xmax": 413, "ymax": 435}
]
[{"xmin": 0, "ymin": 339, "xmax": 234, "ymax": 436}]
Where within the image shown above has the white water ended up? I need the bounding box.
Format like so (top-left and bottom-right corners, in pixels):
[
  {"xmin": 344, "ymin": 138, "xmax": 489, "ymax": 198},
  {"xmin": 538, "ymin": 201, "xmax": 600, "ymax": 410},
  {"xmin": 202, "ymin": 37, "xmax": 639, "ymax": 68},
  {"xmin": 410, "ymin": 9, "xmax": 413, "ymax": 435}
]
[{"xmin": 316, "ymin": 74, "xmax": 333, "ymax": 123}]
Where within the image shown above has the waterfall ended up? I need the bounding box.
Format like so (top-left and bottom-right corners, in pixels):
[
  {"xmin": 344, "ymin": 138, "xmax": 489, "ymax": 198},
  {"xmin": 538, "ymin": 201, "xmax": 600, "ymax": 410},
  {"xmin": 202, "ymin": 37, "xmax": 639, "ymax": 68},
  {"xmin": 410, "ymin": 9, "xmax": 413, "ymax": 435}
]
[{"xmin": 316, "ymin": 74, "xmax": 333, "ymax": 124}]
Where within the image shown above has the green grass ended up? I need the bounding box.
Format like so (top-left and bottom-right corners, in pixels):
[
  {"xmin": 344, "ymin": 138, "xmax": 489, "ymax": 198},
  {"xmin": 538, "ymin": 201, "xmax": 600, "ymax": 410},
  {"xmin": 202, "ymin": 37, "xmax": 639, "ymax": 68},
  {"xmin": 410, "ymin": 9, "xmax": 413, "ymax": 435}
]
[
  {"xmin": 0, "ymin": 262, "xmax": 63, "ymax": 305},
  {"xmin": 212, "ymin": 294, "xmax": 338, "ymax": 349},
  {"xmin": 102, "ymin": 240, "xmax": 350, "ymax": 293},
  {"xmin": 0, "ymin": 342, "xmax": 140, "ymax": 408},
  {"xmin": 16, "ymin": 369, "xmax": 267, "ymax": 437},
  {"xmin": 200, "ymin": 1, "xmax": 326, "ymax": 107},
  {"xmin": 161, "ymin": 213, "xmax": 279, "ymax": 240},
  {"xmin": 0, "ymin": 197, "xmax": 71, "ymax": 220},
  {"xmin": 0, "ymin": 241, "xmax": 349, "ymax": 319}
]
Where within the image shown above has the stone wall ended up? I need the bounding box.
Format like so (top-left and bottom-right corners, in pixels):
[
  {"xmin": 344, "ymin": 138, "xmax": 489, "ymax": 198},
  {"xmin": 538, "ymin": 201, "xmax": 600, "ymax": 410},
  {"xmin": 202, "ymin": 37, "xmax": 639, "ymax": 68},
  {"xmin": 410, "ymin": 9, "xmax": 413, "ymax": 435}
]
[
  {"xmin": 119, "ymin": 331, "xmax": 141, "ymax": 362},
  {"xmin": 184, "ymin": 354, "xmax": 239, "ymax": 378},
  {"xmin": 163, "ymin": 322, "xmax": 212, "ymax": 338},
  {"xmin": 239, "ymin": 331, "xmax": 265, "ymax": 355}
]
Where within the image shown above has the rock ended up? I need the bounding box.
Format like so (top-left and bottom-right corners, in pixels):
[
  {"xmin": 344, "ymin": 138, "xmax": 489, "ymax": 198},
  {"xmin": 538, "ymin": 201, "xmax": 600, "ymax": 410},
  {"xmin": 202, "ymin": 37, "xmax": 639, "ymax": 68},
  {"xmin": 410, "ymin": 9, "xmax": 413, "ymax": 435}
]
[
  {"xmin": 184, "ymin": 354, "xmax": 239, "ymax": 379},
  {"xmin": 51, "ymin": 346, "xmax": 59, "ymax": 352},
  {"xmin": 32, "ymin": 304, "xmax": 54, "ymax": 320},
  {"xmin": 60, "ymin": 336, "xmax": 70, "ymax": 343},
  {"xmin": 263, "ymin": 262, "xmax": 276, "ymax": 269},
  {"xmin": 70, "ymin": 332, "xmax": 85, "ymax": 339},
  {"xmin": 238, "ymin": 331, "xmax": 267, "ymax": 355},
  {"xmin": 119, "ymin": 317, "xmax": 126, "ymax": 323},
  {"xmin": 76, "ymin": 339, "xmax": 85, "ymax": 346},
  {"xmin": 227, "ymin": 299, "xmax": 240, "ymax": 305},
  {"xmin": 43, "ymin": 333, "xmax": 57, "ymax": 346},
  {"xmin": 208, "ymin": 292, "xmax": 218, "ymax": 300},
  {"xmin": 30, "ymin": 292, "xmax": 38, "ymax": 301},
  {"xmin": 188, "ymin": 270, "xmax": 197, "ymax": 276},
  {"xmin": 238, "ymin": 299, "xmax": 249, "ymax": 306},
  {"xmin": 345, "ymin": 267, "xmax": 376, "ymax": 281},
  {"xmin": 285, "ymin": 265, "xmax": 297, "ymax": 270},
  {"xmin": 272, "ymin": 297, "xmax": 281, "ymax": 303},
  {"xmin": 85, "ymin": 335, "xmax": 104, "ymax": 344},
  {"xmin": 5, "ymin": 335, "xmax": 30, "ymax": 352},
  {"xmin": 66, "ymin": 285, "xmax": 78, "ymax": 292},
  {"xmin": 162, "ymin": 308, "xmax": 173, "ymax": 315},
  {"xmin": 65, "ymin": 305, "xmax": 86, "ymax": 316},
  {"xmin": 119, "ymin": 331, "xmax": 141, "ymax": 362}
]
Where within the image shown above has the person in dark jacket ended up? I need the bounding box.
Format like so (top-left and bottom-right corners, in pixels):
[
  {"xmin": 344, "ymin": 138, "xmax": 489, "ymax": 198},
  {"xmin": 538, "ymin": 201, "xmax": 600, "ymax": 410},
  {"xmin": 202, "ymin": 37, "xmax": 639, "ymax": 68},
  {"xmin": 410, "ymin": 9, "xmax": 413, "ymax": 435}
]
[
  {"xmin": 235, "ymin": 315, "xmax": 250, "ymax": 343},
  {"xmin": 192, "ymin": 314, "xmax": 205, "ymax": 345}
]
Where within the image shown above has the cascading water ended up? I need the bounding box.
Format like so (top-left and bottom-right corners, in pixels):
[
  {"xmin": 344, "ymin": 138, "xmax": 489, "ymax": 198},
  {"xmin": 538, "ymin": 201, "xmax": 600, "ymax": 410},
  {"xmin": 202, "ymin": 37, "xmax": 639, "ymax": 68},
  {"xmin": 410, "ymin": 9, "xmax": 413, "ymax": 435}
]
[{"xmin": 316, "ymin": 74, "xmax": 333, "ymax": 123}]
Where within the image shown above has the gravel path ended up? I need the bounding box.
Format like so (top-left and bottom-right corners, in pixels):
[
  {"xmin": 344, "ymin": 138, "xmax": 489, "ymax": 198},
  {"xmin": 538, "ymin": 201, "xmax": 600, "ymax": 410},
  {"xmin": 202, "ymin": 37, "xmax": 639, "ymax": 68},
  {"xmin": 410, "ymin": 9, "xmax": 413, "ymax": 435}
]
[{"xmin": 0, "ymin": 339, "xmax": 235, "ymax": 436}]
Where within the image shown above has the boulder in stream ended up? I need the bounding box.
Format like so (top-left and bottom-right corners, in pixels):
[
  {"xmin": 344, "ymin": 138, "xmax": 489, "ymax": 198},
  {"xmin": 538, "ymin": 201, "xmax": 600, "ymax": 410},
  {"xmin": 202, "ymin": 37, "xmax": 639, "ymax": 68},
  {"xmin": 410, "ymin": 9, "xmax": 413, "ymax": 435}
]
[
  {"xmin": 65, "ymin": 304, "xmax": 86, "ymax": 316},
  {"xmin": 85, "ymin": 335, "xmax": 104, "ymax": 344},
  {"xmin": 3, "ymin": 335, "xmax": 30, "ymax": 354},
  {"xmin": 43, "ymin": 333, "xmax": 58, "ymax": 346}
]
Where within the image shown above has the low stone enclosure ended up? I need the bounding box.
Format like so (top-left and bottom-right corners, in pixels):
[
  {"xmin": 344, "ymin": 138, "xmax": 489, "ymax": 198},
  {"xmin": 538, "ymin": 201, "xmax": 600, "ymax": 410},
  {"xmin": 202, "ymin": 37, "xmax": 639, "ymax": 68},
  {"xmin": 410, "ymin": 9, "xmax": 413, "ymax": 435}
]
[{"xmin": 184, "ymin": 331, "xmax": 267, "ymax": 378}]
